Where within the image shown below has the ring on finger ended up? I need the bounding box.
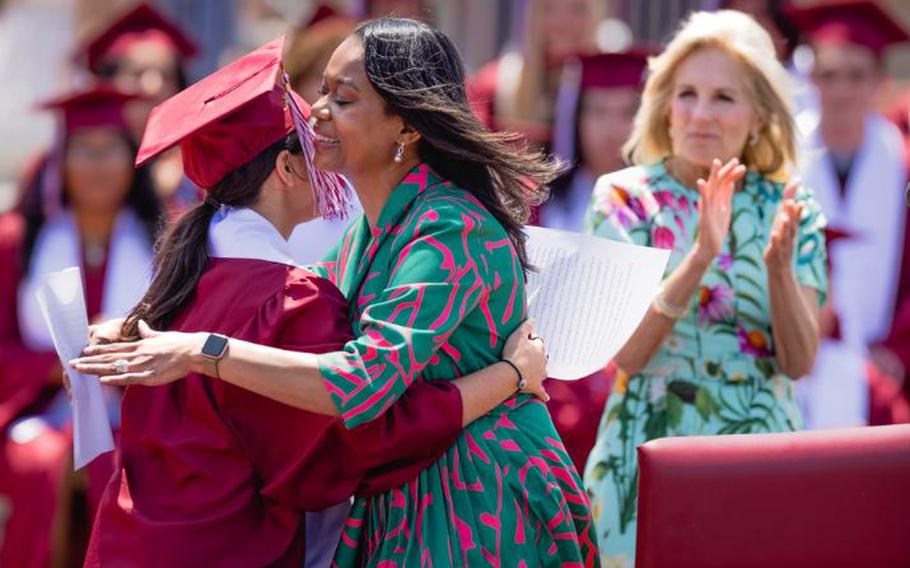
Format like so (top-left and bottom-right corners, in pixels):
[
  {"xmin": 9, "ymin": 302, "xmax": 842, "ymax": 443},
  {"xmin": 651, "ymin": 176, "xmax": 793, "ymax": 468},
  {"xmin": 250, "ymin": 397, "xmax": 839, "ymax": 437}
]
[{"xmin": 113, "ymin": 359, "xmax": 129, "ymax": 374}]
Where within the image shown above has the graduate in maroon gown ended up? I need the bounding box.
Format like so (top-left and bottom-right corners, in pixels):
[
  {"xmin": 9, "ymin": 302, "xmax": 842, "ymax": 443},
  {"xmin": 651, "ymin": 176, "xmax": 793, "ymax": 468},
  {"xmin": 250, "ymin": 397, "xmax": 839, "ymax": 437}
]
[
  {"xmin": 545, "ymin": 49, "xmax": 650, "ymax": 232},
  {"xmin": 0, "ymin": 87, "xmax": 162, "ymax": 567},
  {"xmin": 790, "ymin": 0, "xmax": 910, "ymax": 428},
  {"xmin": 76, "ymin": 2, "xmax": 201, "ymax": 213},
  {"xmin": 84, "ymin": 37, "xmax": 547, "ymax": 567}
]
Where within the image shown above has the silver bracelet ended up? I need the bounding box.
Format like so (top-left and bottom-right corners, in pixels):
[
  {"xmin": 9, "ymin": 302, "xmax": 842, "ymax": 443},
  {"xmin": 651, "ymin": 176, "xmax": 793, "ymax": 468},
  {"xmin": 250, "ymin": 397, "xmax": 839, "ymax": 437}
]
[{"xmin": 652, "ymin": 288, "xmax": 687, "ymax": 320}]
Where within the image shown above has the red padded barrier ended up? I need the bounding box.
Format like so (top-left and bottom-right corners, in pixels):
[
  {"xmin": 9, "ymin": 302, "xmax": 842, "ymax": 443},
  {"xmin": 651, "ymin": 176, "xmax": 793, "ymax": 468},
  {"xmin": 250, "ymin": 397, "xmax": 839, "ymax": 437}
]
[{"xmin": 636, "ymin": 425, "xmax": 910, "ymax": 568}]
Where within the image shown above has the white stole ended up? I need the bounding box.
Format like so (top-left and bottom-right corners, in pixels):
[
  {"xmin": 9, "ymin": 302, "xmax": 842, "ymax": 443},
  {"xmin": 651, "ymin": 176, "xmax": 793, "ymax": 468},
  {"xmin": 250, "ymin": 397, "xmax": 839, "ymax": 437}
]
[
  {"xmin": 797, "ymin": 112, "xmax": 907, "ymax": 429},
  {"xmin": 800, "ymin": 112, "xmax": 906, "ymax": 346},
  {"xmin": 207, "ymin": 206, "xmax": 350, "ymax": 568},
  {"xmin": 17, "ymin": 209, "xmax": 154, "ymax": 351},
  {"xmin": 10, "ymin": 209, "xmax": 152, "ymax": 439},
  {"xmin": 208, "ymin": 206, "xmax": 299, "ymax": 265}
]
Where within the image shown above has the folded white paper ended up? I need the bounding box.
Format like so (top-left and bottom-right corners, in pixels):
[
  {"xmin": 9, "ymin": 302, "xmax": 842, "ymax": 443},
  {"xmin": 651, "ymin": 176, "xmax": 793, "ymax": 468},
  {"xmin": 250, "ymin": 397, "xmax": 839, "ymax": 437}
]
[
  {"xmin": 525, "ymin": 226, "xmax": 671, "ymax": 381},
  {"xmin": 34, "ymin": 267, "xmax": 114, "ymax": 469}
]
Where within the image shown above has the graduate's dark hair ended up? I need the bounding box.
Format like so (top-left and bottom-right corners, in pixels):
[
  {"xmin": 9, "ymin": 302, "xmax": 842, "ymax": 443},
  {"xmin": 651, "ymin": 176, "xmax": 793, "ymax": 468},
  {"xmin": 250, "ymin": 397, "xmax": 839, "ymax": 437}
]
[
  {"xmin": 122, "ymin": 134, "xmax": 301, "ymax": 338},
  {"xmin": 354, "ymin": 17, "xmax": 561, "ymax": 273},
  {"xmin": 17, "ymin": 132, "xmax": 162, "ymax": 278}
]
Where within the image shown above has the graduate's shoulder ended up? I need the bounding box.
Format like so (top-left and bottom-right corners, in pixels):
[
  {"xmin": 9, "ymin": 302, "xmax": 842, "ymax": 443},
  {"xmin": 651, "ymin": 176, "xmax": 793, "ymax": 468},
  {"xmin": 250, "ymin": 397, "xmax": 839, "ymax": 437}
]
[{"xmin": 200, "ymin": 258, "xmax": 349, "ymax": 339}]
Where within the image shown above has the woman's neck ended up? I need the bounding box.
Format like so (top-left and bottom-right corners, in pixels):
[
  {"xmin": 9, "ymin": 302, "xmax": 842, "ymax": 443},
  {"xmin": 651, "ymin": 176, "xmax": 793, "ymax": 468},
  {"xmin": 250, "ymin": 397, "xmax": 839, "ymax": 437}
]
[
  {"xmin": 665, "ymin": 157, "xmax": 709, "ymax": 190},
  {"xmin": 349, "ymin": 157, "xmax": 421, "ymax": 227},
  {"xmin": 251, "ymin": 186, "xmax": 317, "ymax": 240},
  {"xmin": 74, "ymin": 208, "xmax": 118, "ymax": 243}
]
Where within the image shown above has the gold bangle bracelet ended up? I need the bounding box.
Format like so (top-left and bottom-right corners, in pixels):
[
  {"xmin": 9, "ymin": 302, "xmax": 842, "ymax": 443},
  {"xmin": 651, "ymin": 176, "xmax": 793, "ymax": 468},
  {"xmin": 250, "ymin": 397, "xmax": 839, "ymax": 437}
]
[{"xmin": 653, "ymin": 290, "xmax": 687, "ymax": 320}]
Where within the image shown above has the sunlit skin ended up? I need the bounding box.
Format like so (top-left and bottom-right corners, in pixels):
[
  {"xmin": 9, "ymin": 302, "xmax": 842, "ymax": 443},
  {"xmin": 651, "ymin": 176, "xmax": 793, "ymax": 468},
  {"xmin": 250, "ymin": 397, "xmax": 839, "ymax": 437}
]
[
  {"xmin": 310, "ymin": 35, "xmax": 421, "ymax": 226},
  {"xmin": 254, "ymin": 150, "xmax": 319, "ymax": 239},
  {"xmin": 811, "ymin": 42, "xmax": 881, "ymax": 154},
  {"xmin": 577, "ymin": 87, "xmax": 638, "ymax": 176},
  {"xmin": 667, "ymin": 47, "xmax": 758, "ymax": 188}
]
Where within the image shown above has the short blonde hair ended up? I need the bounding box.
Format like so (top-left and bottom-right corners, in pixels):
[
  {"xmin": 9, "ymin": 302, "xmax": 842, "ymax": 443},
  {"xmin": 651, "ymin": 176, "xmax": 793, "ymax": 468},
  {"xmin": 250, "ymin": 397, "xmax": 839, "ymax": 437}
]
[{"xmin": 624, "ymin": 10, "xmax": 796, "ymax": 181}]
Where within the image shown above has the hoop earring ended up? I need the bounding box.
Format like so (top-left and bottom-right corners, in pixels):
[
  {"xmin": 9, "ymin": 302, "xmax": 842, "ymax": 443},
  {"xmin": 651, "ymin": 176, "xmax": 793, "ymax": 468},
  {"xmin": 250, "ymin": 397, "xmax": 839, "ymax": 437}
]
[{"xmin": 394, "ymin": 143, "xmax": 405, "ymax": 163}]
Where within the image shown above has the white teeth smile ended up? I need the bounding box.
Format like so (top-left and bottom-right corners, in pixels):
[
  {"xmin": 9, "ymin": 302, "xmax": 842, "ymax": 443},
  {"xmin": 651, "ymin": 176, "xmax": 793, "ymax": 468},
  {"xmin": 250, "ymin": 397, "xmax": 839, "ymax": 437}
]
[{"xmin": 314, "ymin": 133, "xmax": 339, "ymax": 144}]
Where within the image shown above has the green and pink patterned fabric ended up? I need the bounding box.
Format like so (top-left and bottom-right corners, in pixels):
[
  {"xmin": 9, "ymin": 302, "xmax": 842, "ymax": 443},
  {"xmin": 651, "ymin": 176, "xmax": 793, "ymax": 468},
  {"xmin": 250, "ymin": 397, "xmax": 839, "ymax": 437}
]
[{"xmin": 315, "ymin": 164, "xmax": 599, "ymax": 566}]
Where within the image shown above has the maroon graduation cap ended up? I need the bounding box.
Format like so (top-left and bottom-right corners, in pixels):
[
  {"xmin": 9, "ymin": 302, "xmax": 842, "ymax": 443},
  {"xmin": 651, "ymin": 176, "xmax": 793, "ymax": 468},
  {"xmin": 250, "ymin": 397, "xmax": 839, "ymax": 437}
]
[
  {"xmin": 136, "ymin": 36, "xmax": 352, "ymax": 218},
  {"xmin": 76, "ymin": 3, "xmax": 199, "ymax": 74},
  {"xmin": 788, "ymin": 0, "xmax": 909, "ymax": 58}
]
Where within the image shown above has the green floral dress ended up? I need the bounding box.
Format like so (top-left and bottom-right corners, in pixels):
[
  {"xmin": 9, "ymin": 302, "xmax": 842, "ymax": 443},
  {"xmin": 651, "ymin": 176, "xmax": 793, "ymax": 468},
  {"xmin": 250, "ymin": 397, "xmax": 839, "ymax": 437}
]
[
  {"xmin": 314, "ymin": 164, "xmax": 599, "ymax": 567},
  {"xmin": 582, "ymin": 162, "xmax": 827, "ymax": 568}
]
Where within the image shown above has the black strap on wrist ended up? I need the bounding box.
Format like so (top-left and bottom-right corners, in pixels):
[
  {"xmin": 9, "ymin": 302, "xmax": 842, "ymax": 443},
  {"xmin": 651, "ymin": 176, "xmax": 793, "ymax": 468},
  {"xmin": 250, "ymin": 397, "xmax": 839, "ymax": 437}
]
[{"xmin": 502, "ymin": 358, "xmax": 527, "ymax": 392}]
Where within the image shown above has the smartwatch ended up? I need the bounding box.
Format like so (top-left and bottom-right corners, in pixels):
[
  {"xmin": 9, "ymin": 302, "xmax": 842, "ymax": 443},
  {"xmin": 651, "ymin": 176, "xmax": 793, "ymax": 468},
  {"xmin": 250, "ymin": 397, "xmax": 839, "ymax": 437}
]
[{"xmin": 201, "ymin": 333, "xmax": 230, "ymax": 379}]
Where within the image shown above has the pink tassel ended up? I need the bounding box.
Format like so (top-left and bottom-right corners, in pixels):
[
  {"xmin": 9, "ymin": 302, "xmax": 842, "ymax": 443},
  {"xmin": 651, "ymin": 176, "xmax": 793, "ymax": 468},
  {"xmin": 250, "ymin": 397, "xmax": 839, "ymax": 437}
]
[{"xmin": 281, "ymin": 73, "xmax": 353, "ymax": 220}]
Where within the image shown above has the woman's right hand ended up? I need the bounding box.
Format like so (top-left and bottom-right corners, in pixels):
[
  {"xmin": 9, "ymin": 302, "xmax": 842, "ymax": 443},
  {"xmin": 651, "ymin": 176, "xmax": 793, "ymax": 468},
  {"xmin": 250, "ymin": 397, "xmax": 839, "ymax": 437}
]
[
  {"xmin": 503, "ymin": 320, "xmax": 549, "ymax": 402},
  {"xmin": 694, "ymin": 158, "xmax": 746, "ymax": 261}
]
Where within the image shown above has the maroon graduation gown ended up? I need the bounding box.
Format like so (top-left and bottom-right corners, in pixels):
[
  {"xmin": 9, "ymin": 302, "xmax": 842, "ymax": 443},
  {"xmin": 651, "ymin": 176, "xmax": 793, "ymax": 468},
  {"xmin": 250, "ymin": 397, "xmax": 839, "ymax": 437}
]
[
  {"xmin": 873, "ymin": 205, "xmax": 910, "ymax": 423},
  {"xmin": 0, "ymin": 213, "xmax": 59, "ymax": 430},
  {"xmin": 85, "ymin": 258, "xmax": 463, "ymax": 567},
  {"xmin": 544, "ymin": 370, "xmax": 611, "ymax": 472}
]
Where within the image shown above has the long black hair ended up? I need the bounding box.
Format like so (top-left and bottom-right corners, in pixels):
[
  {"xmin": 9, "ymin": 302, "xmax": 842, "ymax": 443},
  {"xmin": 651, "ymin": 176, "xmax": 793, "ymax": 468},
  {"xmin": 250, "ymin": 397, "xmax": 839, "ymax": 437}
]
[
  {"xmin": 355, "ymin": 17, "xmax": 562, "ymax": 273},
  {"xmin": 17, "ymin": 132, "xmax": 163, "ymax": 278},
  {"xmin": 122, "ymin": 133, "xmax": 301, "ymax": 338}
]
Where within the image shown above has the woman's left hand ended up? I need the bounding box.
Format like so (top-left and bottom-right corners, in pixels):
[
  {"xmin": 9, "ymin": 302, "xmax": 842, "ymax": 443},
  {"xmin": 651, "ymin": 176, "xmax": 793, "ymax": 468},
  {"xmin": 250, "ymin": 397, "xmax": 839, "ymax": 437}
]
[
  {"xmin": 69, "ymin": 321, "xmax": 206, "ymax": 387},
  {"xmin": 503, "ymin": 320, "xmax": 549, "ymax": 402},
  {"xmin": 764, "ymin": 179, "xmax": 804, "ymax": 274}
]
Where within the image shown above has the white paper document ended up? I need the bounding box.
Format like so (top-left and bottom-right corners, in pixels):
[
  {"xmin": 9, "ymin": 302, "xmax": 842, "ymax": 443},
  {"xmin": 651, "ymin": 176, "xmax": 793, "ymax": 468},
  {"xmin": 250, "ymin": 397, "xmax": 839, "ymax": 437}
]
[
  {"xmin": 525, "ymin": 226, "xmax": 671, "ymax": 381},
  {"xmin": 34, "ymin": 267, "xmax": 114, "ymax": 469}
]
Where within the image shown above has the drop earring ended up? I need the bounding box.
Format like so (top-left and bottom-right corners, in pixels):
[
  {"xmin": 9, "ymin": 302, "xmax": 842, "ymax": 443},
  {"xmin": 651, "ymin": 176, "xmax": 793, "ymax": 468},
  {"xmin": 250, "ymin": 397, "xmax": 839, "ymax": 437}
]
[{"xmin": 394, "ymin": 143, "xmax": 405, "ymax": 163}]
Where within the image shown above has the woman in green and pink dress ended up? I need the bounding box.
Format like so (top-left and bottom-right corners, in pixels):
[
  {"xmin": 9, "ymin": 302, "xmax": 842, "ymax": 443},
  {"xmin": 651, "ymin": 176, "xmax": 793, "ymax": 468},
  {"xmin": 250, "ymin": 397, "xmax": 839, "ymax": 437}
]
[{"xmin": 76, "ymin": 17, "xmax": 599, "ymax": 566}]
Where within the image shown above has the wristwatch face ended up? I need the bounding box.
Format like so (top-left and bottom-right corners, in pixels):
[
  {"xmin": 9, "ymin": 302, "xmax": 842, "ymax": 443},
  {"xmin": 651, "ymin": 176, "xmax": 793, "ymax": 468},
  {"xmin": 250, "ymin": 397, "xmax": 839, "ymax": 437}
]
[{"xmin": 201, "ymin": 334, "xmax": 229, "ymax": 358}]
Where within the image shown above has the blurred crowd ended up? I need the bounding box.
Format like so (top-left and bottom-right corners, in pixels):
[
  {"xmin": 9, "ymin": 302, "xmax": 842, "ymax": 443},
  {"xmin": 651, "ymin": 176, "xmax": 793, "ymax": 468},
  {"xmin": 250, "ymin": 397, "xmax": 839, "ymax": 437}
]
[{"xmin": 1, "ymin": 0, "xmax": 909, "ymax": 566}]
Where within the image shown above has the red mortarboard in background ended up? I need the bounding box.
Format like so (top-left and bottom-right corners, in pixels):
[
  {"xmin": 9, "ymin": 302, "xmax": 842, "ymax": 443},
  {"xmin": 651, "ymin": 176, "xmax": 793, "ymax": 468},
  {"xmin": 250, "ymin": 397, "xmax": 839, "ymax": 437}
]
[
  {"xmin": 77, "ymin": 3, "xmax": 199, "ymax": 74},
  {"xmin": 788, "ymin": 0, "xmax": 909, "ymax": 58},
  {"xmin": 39, "ymin": 85, "xmax": 139, "ymax": 133},
  {"xmin": 553, "ymin": 48, "xmax": 654, "ymax": 161}
]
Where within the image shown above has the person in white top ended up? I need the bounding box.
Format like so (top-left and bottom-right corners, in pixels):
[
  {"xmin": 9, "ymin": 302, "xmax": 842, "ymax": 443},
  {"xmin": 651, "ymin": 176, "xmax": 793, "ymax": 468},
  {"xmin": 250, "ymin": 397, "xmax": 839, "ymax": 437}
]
[{"xmin": 791, "ymin": 0, "xmax": 909, "ymax": 429}]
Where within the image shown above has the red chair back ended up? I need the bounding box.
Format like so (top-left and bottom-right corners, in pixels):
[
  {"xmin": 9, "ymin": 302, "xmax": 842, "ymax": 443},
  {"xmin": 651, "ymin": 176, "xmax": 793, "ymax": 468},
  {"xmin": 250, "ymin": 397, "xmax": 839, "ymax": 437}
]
[{"xmin": 636, "ymin": 425, "xmax": 910, "ymax": 568}]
